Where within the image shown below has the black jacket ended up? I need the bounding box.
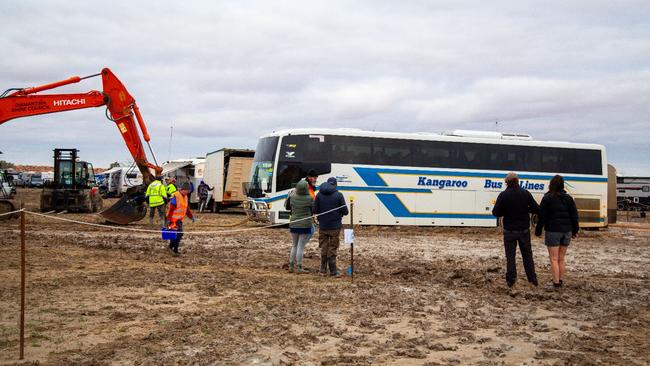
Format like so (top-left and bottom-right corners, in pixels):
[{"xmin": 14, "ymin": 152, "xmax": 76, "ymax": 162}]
[
  {"xmin": 312, "ymin": 182, "xmax": 349, "ymax": 230},
  {"xmin": 492, "ymin": 185, "xmax": 539, "ymax": 231},
  {"xmin": 535, "ymin": 191, "xmax": 579, "ymax": 236}
]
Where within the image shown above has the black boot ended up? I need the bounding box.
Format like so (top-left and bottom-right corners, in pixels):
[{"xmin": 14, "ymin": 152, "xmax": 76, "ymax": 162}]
[
  {"xmin": 319, "ymin": 256, "xmax": 328, "ymax": 275},
  {"xmin": 328, "ymin": 257, "xmax": 340, "ymax": 277}
]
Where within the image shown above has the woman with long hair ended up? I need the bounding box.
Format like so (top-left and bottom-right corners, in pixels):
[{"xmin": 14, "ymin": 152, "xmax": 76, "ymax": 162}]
[{"xmin": 535, "ymin": 175, "xmax": 579, "ymax": 289}]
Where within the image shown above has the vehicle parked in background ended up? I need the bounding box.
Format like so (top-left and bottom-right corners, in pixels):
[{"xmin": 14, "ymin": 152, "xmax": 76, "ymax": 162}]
[
  {"xmin": 204, "ymin": 148, "xmax": 254, "ymax": 212},
  {"xmin": 18, "ymin": 172, "xmax": 34, "ymax": 187},
  {"xmin": 41, "ymin": 171, "xmax": 54, "ymax": 185},
  {"xmin": 30, "ymin": 173, "xmax": 44, "ymax": 188},
  {"xmin": 161, "ymin": 158, "xmax": 206, "ymax": 207},
  {"xmin": 617, "ymin": 176, "xmax": 650, "ymax": 211},
  {"xmin": 97, "ymin": 166, "xmax": 143, "ymax": 198}
]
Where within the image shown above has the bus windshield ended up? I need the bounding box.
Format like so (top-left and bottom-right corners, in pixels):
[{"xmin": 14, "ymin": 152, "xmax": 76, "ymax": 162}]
[{"xmin": 249, "ymin": 136, "xmax": 279, "ymax": 195}]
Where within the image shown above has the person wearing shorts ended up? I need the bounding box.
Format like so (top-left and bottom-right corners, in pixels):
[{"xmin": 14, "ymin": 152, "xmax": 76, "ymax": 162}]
[{"xmin": 535, "ymin": 175, "xmax": 579, "ymax": 289}]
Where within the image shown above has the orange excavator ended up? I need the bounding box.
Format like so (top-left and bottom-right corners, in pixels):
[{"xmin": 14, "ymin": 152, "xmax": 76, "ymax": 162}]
[{"xmin": 0, "ymin": 68, "xmax": 162, "ymax": 224}]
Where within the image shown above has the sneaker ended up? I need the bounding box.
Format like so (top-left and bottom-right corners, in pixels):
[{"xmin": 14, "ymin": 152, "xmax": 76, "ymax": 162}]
[
  {"xmin": 545, "ymin": 283, "xmax": 561, "ymax": 292},
  {"xmin": 296, "ymin": 266, "xmax": 309, "ymax": 274},
  {"xmin": 330, "ymin": 271, "xmax": 342, "ymax": 278},
  {"xmin": 530, "ymin": 279, "xmax": 539, "ymax": 287},
  {"xmin": 319, "ymin": 271, "xmax": 328, "ymax": 277},
  {"xmin": 288, "ymin": 264, "xmax": 294, "ymax": 273},
  {"xmin": 507, "ymin": 281, "xmax": 516, "ymax": 288}
]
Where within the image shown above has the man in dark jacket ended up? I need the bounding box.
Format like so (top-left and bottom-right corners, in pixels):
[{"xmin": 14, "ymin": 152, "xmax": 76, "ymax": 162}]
[
  {"xmin": 197, "ymin": 180, "xmax": 213, "ymax": 213},
  {"xmin": 313, "ymin": 177, "xmax": 349, "ymax": 277},
  {"xmin": 492, "ymin": 172, "xmax": 540, "ymax": 287}
]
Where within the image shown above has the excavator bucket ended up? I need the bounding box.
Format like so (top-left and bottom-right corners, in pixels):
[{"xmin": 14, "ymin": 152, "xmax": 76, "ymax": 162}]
[{"xmin": 99, "ymin": 185, "xmax": 147, "ymax": 224}]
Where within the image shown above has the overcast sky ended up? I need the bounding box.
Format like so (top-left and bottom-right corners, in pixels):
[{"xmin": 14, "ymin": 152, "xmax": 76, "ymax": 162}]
[{"xmin": 1, "ymin": 0, "xmax": 648, "ymax": 175}]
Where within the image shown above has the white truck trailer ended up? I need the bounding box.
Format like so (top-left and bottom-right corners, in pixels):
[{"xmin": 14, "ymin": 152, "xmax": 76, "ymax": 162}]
[{"xmin": 203, "ymin": 148, "xmax": 254, "ymax": 212}]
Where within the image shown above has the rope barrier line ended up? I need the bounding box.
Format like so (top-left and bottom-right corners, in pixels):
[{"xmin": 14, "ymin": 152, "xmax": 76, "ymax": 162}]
[
  {"xmin": 20, "ymin": 204, "xmax": 348, "ymax": 235},
  {"xmin": 0, "ymin": 209, "xmax": 23, "ymax": 217}
]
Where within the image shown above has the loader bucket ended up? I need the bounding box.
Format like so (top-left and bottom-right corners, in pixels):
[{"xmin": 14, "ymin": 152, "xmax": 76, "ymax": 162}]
[{"xmin": 99, "ymin": 185, "xmax": 147, "ymax": 224}]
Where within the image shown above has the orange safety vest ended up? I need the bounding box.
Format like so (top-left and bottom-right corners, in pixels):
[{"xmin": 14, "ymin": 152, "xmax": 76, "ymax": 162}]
[
  {"xmin": 168, "ymin": 191, "xmax": 188, "ymax": 229},
  {"xmin": 308, "ymin": 183, "xmax": 316, "ymax": 200}
]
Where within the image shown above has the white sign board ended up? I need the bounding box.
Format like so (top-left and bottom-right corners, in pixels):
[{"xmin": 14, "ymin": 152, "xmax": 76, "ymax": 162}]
[{"xmin": 344, "ymin": 229, "xmax": 355, "ymax": 245}]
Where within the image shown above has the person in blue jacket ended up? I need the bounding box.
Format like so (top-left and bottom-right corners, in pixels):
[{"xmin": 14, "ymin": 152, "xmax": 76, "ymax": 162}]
[{"xmin": 313, "ymin": 177, "xmax": 349, "ymax": 276}]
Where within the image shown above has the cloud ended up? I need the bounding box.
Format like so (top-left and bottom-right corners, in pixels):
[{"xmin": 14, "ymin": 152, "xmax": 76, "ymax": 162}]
[{"xmin": 0, "ymin": 0, "xmax": 649, "ymax": 175}]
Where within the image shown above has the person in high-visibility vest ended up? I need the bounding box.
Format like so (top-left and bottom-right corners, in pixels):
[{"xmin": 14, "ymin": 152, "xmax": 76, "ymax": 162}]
[
  {"xmin": 166, "ymin": 177, "xmax": 178, "ymax": 196},
  {"xmin": 306, "ymin": 169, "xmax": 318, "ymax": 199},
  {"xmin": 166, "ymin": 182, "xmax": 194, "ymax": 255},
  {"xmin": 145, "ymin": 176, "xmax": 168, "ymax": 226}
]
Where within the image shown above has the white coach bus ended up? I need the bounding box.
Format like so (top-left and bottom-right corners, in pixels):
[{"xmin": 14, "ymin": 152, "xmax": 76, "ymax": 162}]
[{"xmin": 244, "ymin": 129, "xmax": 608, "ymax": 228}]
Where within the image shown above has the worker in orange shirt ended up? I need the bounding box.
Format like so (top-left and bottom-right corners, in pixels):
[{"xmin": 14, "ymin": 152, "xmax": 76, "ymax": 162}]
[
  {"xmin": 306, "ymin": 169, "xmax": 318, "ymax": 199},
  {"xmin": 166, "ymin": 182, "xmax": 194, "ymax": 255}
]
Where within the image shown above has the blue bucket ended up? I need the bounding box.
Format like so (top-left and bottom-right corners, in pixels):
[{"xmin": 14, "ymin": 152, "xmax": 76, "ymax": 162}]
[{"xmin": 161, "ymin": 227, "xmax": 177, "ymax": 240}]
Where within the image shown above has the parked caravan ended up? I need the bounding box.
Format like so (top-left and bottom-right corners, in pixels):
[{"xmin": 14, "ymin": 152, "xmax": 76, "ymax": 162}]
[
  {"xmin": 41, "ymin": 171, "xmax": 54, "ymax": 185},
  {"xmin": 99, "ymin": 166, "xmax": 143, "ymax": 197},
  {"xmin": 204, "ymin": 148, "xmax": 255, "ymax": 212},
  {"xmin": 161, "ymin": 158, "xmax": 206, "ymax": 205},
  {"xmin": 18, "ymin": 171, "xmax": 35, "ymax": 187},
  {"xmin": 617, "ymin": 176, "xmax": 650, "ymax": 211}
]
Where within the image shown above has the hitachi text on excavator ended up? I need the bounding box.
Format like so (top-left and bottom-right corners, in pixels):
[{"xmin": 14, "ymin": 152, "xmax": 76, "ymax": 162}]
[{"xmin": 0, "ymin": 68, "xmax": 162, "ymax": 224}]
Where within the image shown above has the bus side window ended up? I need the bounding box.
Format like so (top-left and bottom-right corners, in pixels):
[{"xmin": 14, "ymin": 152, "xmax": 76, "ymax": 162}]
[{"xmin": 542, "ymin": 148, "xmax": 560, "ymax": 171}]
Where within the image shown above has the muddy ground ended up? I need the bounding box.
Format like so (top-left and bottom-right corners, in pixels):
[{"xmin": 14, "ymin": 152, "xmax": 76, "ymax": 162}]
[{"xmin": 1, "ymin": 189, "xmax": 649, "ymax": 365}]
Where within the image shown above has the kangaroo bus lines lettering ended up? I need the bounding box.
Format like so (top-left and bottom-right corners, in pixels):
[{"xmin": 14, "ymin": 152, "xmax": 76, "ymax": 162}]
[
  {"xmin": 484, "ymin": 179, "xmax": 545, "ymax": 191},
  {"xmin": 417, "ymin": 177, "xmax": 468, "ymax": 189}
]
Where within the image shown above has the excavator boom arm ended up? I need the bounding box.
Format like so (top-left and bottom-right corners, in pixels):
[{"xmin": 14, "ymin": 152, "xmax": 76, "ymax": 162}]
[
  {"xmin": 0, "ymin": 91, "xmax": 106, "ymax": 123},
  {"xmin": 0, "ymin": 68, "xmax": 162, "ymax": 224},
  {"xmin": 0, "ymin": 68, "xmax": 161, "ymax": 182}
]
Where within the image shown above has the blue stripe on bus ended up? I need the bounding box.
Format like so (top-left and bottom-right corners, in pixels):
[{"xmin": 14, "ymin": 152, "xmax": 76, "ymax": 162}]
[
  {"xmin": 376, "ymin": 193, "xmax": 495, "ymax": 219},
  {"xmin": 252, "ymin": 186, "xmax": 431, "ymax": 202},
  {"xmin": 353, "ymin": 167, "xmax": 607, "ymax": 186},
  {"xmin": 339, "ymin": 186, "xmax": 431, "ymax": 193}
]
